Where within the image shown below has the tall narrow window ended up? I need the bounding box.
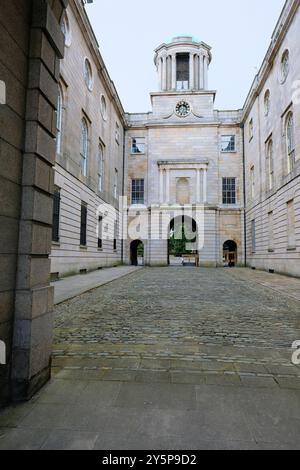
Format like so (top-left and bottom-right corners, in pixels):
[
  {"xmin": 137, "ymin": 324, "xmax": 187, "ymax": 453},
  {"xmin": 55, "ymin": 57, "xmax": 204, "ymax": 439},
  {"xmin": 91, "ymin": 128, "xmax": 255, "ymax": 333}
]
[
  {"xmin": 114, "ymin": 169, "xmax": 118, "ymax": 199},
  {"xmin": 264, "ymin": 90, "xmax": 270, "ymax": 116},
  {"xmin": 52, "ymin": 188, "xmax": 61, "ymax": 243},
  {"xmin": 80, "ymin": 118, "xmax": 88, "ymax": 177},
  {"xmin": 113, "ymin": 221, "xmax": 117, "ymax": 251},
  {"xmin": 266, "ymin": 140, "xmax": 274, "ymax": 190},
  {"xmin": 286, "ymin": 112, "xmax": 295, "ymax": 173},
  {"xmin": 251, "ymin": 220, "xmax": 256, "ymax": 253},
  {"xmin": 250, "ymin": 166, "xmax": 255, "ymax": 199},
  {"xmin": 98, "ymin": 143, "xmax": 104, "ymax": 192},
  {"xmin": 115, "ymin": 122, "xmax": 120, "ymax": 145},
  {"xmin": 222, "ymin": 178, "xmax": 236, "ymax": 205},
  {"xmin": 287, "ymin": 200, "xmax": 296, "ymax": 249},
  {"xmin": 176, "ymin": 54, "xmax": 189, "ymax": 90},
  {"xmin": 84, "ymin": 58, "xmax": 93, "ymax": 90},
  {"xmin": 98, "ymin": 215, "xmax": 103, "ymax": 249},
  {"xmin": 132, "ymin": 179, "xmax": 145, "ymax": 205},
  {"xmin": 80, "ymin": 203, "xmax": 87, "ymax": 247},
  {"xmin": 249, "ymin": 119, "xmax": 254, "ymax": 141},
  {"xmin": 268, "ymin": 211, "xmax": 274, "ymax": 252},
  {"xmin": 281, "ymin": 50, "xmax": 290, "ymax": 83},
  {"xmin": 56, "ymin": 87, "xmax": 63, "ymax": 155}
]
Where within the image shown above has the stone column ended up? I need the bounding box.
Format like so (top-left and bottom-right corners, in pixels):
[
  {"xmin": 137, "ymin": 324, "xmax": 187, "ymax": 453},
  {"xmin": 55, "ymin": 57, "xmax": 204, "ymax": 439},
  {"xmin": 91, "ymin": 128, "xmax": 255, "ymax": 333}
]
[
  {"xmin": 157, "ymin": 58, "xmax": 162, "ymax": 91},
  {"xmin": 203, "ymin": 55, "xmax": 209, "ymax": 89},
  {"xmin": 199, "ymin": 53, "xmax": 204, "ymax": 89},
  {"xmin": 162, "ymin": 55, "xmax": 167, "ymax": 91},
  {"xmin": 203, "ymin": 168, "xmax": 208, "ymax": 203},
  {"xmin": 159, "ymin": 168, "xmax": 164, "ymax": 204},
  {"xmin": 166, "ymin": 169, "xmax": 170, "ymax": 204},
  {"xmin": 171, "ymin": 54, "xmax": 176, "ymax": 90},
  {"xmin": 189, "ymin": 53, "xmax": 194, "ymax": 90},
  {"xmin": 196, "ymin": 169, "xmax": 201, "ymax": 203},
  {"xmin": 11, "ymin": 0, "xmax": 67, "ymax": 402}
]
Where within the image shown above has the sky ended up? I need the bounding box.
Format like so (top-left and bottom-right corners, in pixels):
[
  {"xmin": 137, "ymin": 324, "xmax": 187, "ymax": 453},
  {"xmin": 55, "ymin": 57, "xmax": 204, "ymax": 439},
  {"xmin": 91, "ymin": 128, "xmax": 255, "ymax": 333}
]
[{"xmin": 85, "ymin": 0, "xmax": 286, "ymax": 113}]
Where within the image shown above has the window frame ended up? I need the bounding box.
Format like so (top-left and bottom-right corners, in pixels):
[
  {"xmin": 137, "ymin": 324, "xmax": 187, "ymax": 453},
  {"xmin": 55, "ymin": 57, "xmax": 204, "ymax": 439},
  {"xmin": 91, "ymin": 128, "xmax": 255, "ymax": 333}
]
[
  {"xmin": 98, "ymin": 142, "xmax": 105, "ymax": 193},
  {"xmin": 56, "ymin": 86, "xmax": 63, "ymax": 155},
  {"xmin": 80, "ymin": 202, "xmax": 88, "ymax": 247},
  {"xmin": 131, "ymin": 137, "xmax": 146, "ymax": 155},
  {"xmin": 220, "ymin": 135, "xmax": 236, "ymax": 153},
  {"xmin": 266, "ymin": 138, "xmax": 274, "ymax": 191},
  {"xmin": 222, "ymin": 177, "xmax": 237, "ymax": 205},
  {"xmin": 80, "ymin": 118, "xmax": 89, "ymax": 177},
  {"xmin": 131, "ymin": 179, "xmax": 145, "ymax": 205},
  {"xmin": 52, "ymin": 188, "xmax": 61, "ymax": 243},
  {"xmin": 285, "ymin": 111, "xmax": 295, "ymax": 173},
  {"xmin": 84, "ymin": 58, "xmax": 93, "ymax": 91}
]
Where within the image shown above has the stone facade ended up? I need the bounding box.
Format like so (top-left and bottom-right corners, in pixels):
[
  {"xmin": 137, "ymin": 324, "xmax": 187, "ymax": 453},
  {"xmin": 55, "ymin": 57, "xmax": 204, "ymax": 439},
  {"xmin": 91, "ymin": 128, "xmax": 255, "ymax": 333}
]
[
  {"xmin": 0, "ymin": 0, "xmax": 68, "ymax": 406},
  {"xmin": 243, "ymin": 0, "xmax": 300, "ymax": 277},
  {"xmin": 126, "ymin": 37, "xmax": 244, "ymax": 267},
  {"xmin": 50, "ymin": 1, "xmax": 126, "ymax": 279}
]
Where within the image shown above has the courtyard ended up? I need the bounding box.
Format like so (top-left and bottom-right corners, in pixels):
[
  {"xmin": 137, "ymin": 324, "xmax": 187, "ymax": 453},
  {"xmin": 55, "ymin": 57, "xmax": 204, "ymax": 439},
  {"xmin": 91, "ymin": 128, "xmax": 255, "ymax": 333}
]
[{"xmin": 0, "ymin": 267, "xmax": 300, "ymax": 450}]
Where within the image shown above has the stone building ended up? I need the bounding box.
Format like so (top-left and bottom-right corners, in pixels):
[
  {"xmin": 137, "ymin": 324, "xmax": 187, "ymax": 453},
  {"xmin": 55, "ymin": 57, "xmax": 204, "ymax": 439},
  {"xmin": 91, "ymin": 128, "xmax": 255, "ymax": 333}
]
[
  {"xmin": 50, "ymin": 0, "xmax": 126, "ymax": 279},
  {"xmin": 126, "ymin": 37, "xmax": 244, "ymax": 267},
  {"xmin": 243, "ymin": 0, "xmax": 300, "ymax": 277},
  {"xmin": 0, "ymin": 0, "xmax": 68, "ymax": 406}
]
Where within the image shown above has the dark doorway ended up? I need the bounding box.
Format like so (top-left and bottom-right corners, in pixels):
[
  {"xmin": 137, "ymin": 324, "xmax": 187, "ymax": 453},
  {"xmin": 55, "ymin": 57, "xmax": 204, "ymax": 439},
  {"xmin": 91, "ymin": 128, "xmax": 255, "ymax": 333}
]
[
  {"xmin": 223, "ymin": 240, "xmax": 237, "ymax": 267},
  {"xmin": 130, "ymin": 240, "xmax": 144, "ymax": 266}
]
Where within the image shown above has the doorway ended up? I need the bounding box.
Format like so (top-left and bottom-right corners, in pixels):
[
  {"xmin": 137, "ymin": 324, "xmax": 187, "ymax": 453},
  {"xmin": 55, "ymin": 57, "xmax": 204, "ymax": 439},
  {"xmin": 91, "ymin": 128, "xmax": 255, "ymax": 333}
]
[
  {"xmin": 168, "ymin": 216, "xmax": 199, "ymax": 267},
  {"xmin": 130, "ymin": 240, "xmax": 144, "ymax": 266},
  {"xmin": 223, "ymin": 240, "xmax": 237, "ymax": 267}
]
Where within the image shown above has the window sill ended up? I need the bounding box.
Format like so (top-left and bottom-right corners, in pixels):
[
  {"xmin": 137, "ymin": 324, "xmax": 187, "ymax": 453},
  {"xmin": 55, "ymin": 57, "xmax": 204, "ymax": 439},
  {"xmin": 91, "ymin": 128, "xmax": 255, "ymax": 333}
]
[
  {"xmin": 80, "ymin": 245, "xmax": 88, "ymax": 250},
  {"xmin": 220, "ymin": 151, "xmax": 237, "ymax": 154},
  {"xmin": 52, "ymin": 241, "xmax": 61, "ymax": 247},
  {"xmin": 130, "ymin": 152, "xmax": 146, "ymax": 156},
  {"xmin": 287, "ymin": 247, "xmax": 296, "ymax": 252}
]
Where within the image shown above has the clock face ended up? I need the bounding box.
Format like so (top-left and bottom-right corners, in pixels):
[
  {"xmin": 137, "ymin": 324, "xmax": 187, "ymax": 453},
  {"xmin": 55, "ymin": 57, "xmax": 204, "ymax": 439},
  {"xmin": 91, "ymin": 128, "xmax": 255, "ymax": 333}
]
[{"xmin": 175, "ymin": 101, "xmax": 191, "ymax": 117}]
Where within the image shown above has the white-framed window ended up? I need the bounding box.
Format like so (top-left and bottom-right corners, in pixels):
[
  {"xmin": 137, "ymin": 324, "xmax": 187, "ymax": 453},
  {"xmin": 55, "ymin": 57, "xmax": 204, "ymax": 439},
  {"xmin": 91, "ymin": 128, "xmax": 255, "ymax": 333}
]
[
  {"xmin": 131, "ymin": 137, "xmax": 146, "ymax": 154},
  {"xmin": 100, "ymin": 94, "xmax": 107, "ymax": 121},
  {"xmin": 264, "ymin": 90, "xmax": 270, "ymax": 116},
  {"xmin": 84, "ymin": 58, "xmax": 93, "ymax": 91},
  {"xmin": 249, "ymin": 119, "xmax": 254, "ymax": 141},
  {"xmin": 221, "ymin": 135, "xmax": 236, "ymax": 153},
  {"xmin": 281, "ymin": 50, "xmax": 290, "ymax": 83},
  {"xmin": 250, "ymin": 165, "xmax": 255, "ymax": 199},
  {"xmin": 80, "ymin": 118, "xmax": 88, "ymax": 177},
  {"xmin": 60, "ymin": 12, "xmax": 72, "ymax": 47},
  {"xmin": 56, "ymin": 86, "xmax": 63, "ymax": 155},
  {"xmin": 98, "ymin": 142, "xmax": 105, "ymax": 192},
  {"xmin": 132, "ymin": 179, "xmax": 145, "ymax": 205},
  {"xmin": 222, "ymin": 178, "xmax": 236, "ymax": 205},
  {"xmin": 286, "ymin": 111, "xmax": 295, "ymax": 173},
  {"xmin": 266, "ymin": 139, "xmax": 274, "ymax": 190}
]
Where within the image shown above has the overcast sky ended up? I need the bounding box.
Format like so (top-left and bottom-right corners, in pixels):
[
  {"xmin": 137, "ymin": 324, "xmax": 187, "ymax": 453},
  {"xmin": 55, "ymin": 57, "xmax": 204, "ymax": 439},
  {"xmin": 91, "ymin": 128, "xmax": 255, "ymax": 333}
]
[{"xmin": 85, "ymin": 0, "xmax": 285, "ymax": 113}]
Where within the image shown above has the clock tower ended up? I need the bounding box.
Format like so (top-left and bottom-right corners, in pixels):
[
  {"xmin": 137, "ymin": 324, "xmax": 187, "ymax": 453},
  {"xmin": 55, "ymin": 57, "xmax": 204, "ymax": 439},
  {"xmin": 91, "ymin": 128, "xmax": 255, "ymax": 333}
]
[{"xmin": 150, "ymin": 36, "xmax": 215, "ymax": 122}]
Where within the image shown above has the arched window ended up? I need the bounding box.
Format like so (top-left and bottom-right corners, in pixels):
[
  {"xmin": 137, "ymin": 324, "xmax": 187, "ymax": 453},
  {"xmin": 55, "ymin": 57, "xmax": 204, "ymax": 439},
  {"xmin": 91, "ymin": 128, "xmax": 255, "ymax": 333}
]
[
  {"xmin": 264, "ymin": 90, "xmax": 270, "ymax": 116},
  {"xmin": 100, "ymin": 95, "xmax": 107, "ymax": 121},
  {"xmin": 286, "ymin": 112, "xmax": 295, "ymax": 173},
  {"xmin": 266, "ymin": 139, "xmax": 274, "ymax": 190},
  {"xmin": 84, "ymin": 58, "xmax": 93, "ymax": 90},
  {"xmin": 80, "ymin": 118, "xmax": 88, "ymax": 176},
  {"xmin": 281, "ymin": 50, "xmax": 289, "ymax": 83},
  {"xmin": 98, "ymin": 143, "xmax": 104, "ymax": 192},
  {"xmin": 56, "ymin": 86, "xmax": 63, "ymax": 155}
]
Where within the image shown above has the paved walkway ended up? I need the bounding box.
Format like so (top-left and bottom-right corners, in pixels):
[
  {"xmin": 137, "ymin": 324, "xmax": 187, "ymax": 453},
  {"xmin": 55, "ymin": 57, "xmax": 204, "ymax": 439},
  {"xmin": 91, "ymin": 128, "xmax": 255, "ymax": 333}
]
[
  {"xmin": 52, "ymin": 266, "xmax": 141, "ymax": 304},
  {"xmin": 1, "ymin": 267, "xmax": 300, "ymax": 450}
]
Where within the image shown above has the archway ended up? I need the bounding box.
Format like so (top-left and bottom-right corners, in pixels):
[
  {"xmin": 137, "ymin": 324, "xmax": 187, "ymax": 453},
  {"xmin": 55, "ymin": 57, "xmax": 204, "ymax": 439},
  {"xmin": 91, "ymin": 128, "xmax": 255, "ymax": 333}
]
[
  {"xmin": 223, "ymin": 240, "xmax": 237, "ymax": 267},
  {"xmin": 130, "ymin": 240, "xmax": 144, "ymax": 266},
  {"xmin": 168, "ymin": 216, "xmax": 198, "ymax": 266}
]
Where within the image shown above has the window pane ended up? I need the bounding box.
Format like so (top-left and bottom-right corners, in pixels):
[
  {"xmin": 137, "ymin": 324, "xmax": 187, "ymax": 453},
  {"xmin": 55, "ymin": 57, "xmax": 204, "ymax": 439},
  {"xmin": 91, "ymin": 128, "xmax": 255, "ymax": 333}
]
[
  {"xmin": 52, "ymin": 189, "xmax": 61, "ymax": 242},
  {"xmin": 222, "ymin": 178, "xmax": 236, "ymax": 204},
  {"xmin": 132, "ymin": 179, "xmax": 145, "ymax": 204},
  {"xmin": 80, "ymin": 204, "xmax": 87, "ymax": 246},
  {"xmin": 131, "ymin": 138, "xmax": 145, "ymax": 154},
  {"xmin": 221, "ymin": 135, "xmax": 235, "ymax": 152}
]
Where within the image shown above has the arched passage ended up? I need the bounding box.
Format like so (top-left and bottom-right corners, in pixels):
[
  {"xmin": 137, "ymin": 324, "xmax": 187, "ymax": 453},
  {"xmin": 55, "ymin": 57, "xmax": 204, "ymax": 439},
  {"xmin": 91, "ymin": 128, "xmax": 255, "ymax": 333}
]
[
  {"xmin": 168, "ymin": 215, "xmax": 198, "ymax": 266},
  {"xmin": 223, "ymin": 240, "xmax": 237, "ymax": 267},
  {"xmin": 130, "ymin": 240, "xmax": 144, "ymax": 266}
]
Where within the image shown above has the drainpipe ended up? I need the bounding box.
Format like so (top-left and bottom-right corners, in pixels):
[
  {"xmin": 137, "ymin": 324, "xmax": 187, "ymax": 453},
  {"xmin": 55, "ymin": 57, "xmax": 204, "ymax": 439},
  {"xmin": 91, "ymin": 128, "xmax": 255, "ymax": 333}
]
[
  {"xmin": 121, "ymin": 126, "xmax": 126, "ymax": 265},
  {"xmin": 240, "ymin": 122, "xmax": 247, "ymax": 267}
]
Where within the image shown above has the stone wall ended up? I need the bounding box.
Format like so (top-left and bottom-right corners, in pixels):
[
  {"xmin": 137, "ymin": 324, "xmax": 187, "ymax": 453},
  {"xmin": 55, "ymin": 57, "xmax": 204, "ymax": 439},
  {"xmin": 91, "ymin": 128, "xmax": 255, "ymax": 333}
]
[{"xmin": 0, "ymin": 0, "xmax": 67, "ymax": 406}]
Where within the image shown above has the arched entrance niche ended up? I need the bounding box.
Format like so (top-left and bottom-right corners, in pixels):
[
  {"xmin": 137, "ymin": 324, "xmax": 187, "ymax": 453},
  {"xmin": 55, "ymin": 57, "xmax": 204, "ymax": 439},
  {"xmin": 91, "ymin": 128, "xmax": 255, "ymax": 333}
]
[
  {"xmin": 130, "ymin": 240, "xmax": 144, "ymax": 266},
  {"xmin": 168, "ymin": 215, "xmax": 198, "ymax": 266},
  {"xmin": 223, "ymin": 240, "xmax": 237, "ymax": 267}
]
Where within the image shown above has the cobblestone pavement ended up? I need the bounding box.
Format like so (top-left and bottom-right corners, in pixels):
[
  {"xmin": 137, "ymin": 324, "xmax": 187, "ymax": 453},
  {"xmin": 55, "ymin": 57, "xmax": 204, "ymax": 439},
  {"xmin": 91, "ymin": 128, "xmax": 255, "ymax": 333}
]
[{"xmin": 1, "ymin": 267, "xmax": 300, "ymax": 450}]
